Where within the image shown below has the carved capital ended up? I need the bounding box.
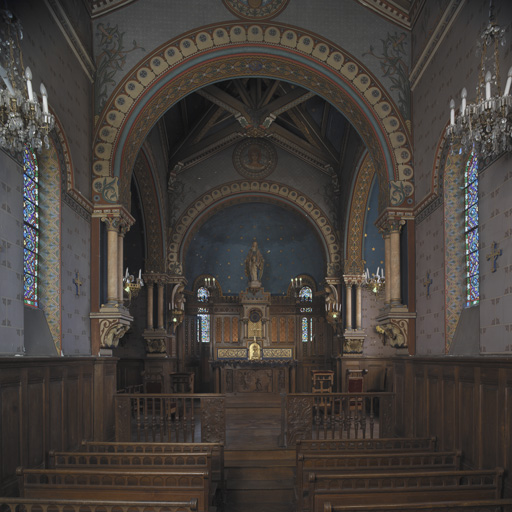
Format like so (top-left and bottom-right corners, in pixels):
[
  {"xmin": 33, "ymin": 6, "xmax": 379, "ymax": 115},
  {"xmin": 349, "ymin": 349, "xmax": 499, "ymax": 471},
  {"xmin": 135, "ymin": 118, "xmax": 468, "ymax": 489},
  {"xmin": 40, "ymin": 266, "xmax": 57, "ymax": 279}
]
[{"xmin": 375, "ymin": 319, "xmax": 408, "ymax": 348}]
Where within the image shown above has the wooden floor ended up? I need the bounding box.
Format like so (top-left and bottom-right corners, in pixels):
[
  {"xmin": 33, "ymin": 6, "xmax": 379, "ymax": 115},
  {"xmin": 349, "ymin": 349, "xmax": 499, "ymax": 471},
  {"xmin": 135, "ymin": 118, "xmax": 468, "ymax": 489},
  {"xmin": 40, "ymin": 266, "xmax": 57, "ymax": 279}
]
[{"xmin": 224, "ymin": 394, "xmax": 295, "ymax": 512}]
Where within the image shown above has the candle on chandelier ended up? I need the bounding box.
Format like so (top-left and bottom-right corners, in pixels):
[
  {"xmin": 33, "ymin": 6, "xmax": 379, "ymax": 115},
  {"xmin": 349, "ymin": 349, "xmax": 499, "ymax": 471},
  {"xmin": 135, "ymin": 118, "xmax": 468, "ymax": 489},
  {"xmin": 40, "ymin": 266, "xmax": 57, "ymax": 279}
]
[
  {"xmin": 449, "ymin": 99, "xmax": 455, "ymax": 126},
  {"xmin": 25, "ymin": 67, "xmax": 34, "ymax": 102},
  {"xmin": 461, "ymin": 88, "xmax": 467, "ymax": 114},
  {"xmin": 485, "ymin": 71, "xmax": 492, "ymax": 100},
  {"xmin": 505, "ymin": 67, "xmax": 512, "ymax": 96}
]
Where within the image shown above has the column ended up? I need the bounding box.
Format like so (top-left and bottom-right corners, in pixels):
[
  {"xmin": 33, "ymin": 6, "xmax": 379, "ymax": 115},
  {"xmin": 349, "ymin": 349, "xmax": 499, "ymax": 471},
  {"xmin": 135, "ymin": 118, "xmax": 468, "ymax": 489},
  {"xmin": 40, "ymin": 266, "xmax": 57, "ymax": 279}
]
[
  {"xmin": 390, "ymin": 223, "xmax": 401, "ymax": 306},
  {"xmin": 146, "ymin": 281, "xmax": 154, "ymax": 330},
  {"xmin": 355, "ymin": 282, "xmax": 362, "ymax": 330},
  {"xmin": 345, "ymin": 282, "xmax": 353, "ymax": 330},
  {"xmin": 103, "ymin": 217, "xmax": 119, "ymax": 305},
  {"xmin": 157, "ymin": 280, "xmax": 165, "ymax": 330},
  {"xmin": 383, "ymin": 231, "xmax": 391, "ymax": 305},
  {"xmin": 117, "ymin": 224, "xmax": 128, "ymax": 304}
]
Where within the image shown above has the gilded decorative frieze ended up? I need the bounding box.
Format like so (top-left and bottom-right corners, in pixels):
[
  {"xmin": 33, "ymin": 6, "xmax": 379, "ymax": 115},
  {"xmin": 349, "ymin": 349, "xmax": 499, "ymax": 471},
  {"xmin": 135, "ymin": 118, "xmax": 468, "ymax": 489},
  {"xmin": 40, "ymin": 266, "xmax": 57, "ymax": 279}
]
[
  {"xmin": 262, "ymin": 348, "xmax": 293, "ymax": 359},
  {"xmin": 218, "ymin": 348, "xmax": 248, "ymax": 359}
]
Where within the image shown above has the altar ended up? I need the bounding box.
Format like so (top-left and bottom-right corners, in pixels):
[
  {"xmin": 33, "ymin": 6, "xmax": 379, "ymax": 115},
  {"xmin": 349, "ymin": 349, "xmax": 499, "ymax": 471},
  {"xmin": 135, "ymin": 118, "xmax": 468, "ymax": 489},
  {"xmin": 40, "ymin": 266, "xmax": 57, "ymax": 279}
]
[{"xmin": 212, "ymin": 358, "xmax": 297, "ymax": 394}]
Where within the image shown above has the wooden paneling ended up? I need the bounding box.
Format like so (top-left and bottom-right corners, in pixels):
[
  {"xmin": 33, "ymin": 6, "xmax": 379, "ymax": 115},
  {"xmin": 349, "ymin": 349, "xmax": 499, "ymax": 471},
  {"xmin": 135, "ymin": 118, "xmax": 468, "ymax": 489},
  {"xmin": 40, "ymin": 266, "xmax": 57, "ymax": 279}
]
[
  {"xmin": 0, "ymin": 358, "xmax": 117, "ymax": 495},
  {"xmin": 394, "ymin": 357, "xmax": 512, "ymax": 498}
]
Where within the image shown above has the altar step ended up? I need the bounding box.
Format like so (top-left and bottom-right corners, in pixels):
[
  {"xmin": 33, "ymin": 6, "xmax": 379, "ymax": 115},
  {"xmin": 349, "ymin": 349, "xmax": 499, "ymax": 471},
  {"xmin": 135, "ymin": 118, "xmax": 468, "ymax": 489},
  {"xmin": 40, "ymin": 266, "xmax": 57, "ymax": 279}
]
[
  {"xmin": 225, "ymin": 394, "xmax": 284, "ymax": 450},
  {"xmin": 224, "ymin": 449, "xmax": 295, "ymax": 512}
]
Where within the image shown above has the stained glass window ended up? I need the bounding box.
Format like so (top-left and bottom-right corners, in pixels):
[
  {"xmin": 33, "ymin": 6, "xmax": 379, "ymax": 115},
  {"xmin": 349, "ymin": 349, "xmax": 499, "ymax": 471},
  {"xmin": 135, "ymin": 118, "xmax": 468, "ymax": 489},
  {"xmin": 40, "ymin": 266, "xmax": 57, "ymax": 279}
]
[
  {"xmin": 301, "ymin": 317, "xmax": 313, "ymax": 343},
  {"xmin": 299, "ymin": 286, "xmax": 312, "ymax": 302},
  {"xmin": 197, "ymin": 287, "xmax": 210, "ymax": 342},
  {"xmin": 23, "ymin": 146, "xmax": 39, "ymax": 307},
  {"xmin": 464, "ymin": 152, "xmax": 479, "ymax": 307}
]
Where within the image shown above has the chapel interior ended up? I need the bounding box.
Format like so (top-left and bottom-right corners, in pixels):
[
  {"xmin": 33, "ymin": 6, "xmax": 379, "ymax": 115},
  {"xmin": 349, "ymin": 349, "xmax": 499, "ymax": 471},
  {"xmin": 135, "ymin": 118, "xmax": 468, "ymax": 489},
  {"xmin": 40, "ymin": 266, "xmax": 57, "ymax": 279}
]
[{"xmin": 1, "ymin": 0, "xmax": 512, "ymax": 510}]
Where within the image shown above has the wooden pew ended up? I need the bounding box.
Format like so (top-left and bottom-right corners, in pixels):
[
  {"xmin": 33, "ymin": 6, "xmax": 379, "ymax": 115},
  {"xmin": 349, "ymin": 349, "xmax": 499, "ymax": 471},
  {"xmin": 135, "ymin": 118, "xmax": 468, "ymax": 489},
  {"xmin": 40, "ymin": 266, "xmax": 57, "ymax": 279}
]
[
  {"xmin": 297, "ymin": 451, "xmax": 461, "ymax": 511},
  {"xmin": 322, "ymin": 499, "xmax": 512, "ymax": 511},
  {"xmin": 307, "ymin": 469, "xmax": 504, "ymax": 512},
  {"xmin": 0, "ymin": 498, "xmax": 198, "ymax": 512},
  {"xmin": 296, "ymin": 437, "xmax": 437, "ymax": 462},
  {"xmin": 49, "ymin": 450, "xmax": 212, "ymax": 472},
  {"xmin": 17, "ymin": 468, "xmax": 213, "ymax": 512},
  {"xmin": 80, "ymin": 440, "xmax": 224, "ymax": 486}
]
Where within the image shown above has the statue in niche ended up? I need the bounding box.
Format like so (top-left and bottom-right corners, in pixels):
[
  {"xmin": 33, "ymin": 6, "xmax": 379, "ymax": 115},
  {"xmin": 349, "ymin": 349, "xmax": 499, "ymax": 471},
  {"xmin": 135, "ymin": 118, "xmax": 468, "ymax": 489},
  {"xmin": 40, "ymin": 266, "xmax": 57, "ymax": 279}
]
[
  {"xmin": 245, "ymin": 240, "xmax": 264, "ymax": 285},
  {"xmin": 174, "ymin": 283, "xmax": 185, "ymax": 310}
]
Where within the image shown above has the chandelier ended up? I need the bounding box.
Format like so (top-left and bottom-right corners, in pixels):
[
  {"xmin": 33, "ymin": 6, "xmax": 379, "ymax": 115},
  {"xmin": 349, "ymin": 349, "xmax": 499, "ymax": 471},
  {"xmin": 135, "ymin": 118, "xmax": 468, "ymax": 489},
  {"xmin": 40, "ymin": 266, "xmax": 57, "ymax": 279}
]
[
  {"xmin": 0, "ymin": 9, "xmax": 54, "ymax": 153},
  {"xmin": 446, "ymin": 2, "xmax": 512, "ymax": 159}
]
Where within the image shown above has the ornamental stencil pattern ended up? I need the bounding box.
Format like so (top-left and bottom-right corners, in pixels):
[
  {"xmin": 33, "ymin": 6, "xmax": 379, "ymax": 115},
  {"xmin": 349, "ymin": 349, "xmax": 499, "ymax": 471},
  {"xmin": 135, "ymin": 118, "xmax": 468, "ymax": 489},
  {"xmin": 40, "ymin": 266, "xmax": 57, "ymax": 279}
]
[
  {"xmin": 94, "ymin": 22, "xmax": 145, "ymax": 115},
  {"xmin": 363, "ymin": 32, "xmax": 410, "ymax": 121}
]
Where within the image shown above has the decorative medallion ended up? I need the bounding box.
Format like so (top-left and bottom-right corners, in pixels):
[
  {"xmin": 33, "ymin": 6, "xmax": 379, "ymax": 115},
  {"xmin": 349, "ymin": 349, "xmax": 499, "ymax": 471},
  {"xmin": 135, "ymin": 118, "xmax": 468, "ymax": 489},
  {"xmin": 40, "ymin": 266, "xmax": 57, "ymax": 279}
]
[
  {"xmin": 233, "ymin": 138, "xmax": 277, "ymax": 179},
  {"xmin": 222, "ymin": 0, "xmax": 290, "ymax": 20}
]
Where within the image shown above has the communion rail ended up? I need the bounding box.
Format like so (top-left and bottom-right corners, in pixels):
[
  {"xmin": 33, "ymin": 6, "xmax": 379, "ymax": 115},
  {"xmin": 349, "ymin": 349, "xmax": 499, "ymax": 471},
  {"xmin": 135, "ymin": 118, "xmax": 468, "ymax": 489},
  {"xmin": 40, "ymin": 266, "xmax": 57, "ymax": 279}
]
[
  {"xmin": 114, "ymin": 393, "xmax": 225, "ymax": 444},
  {"xmin": 285, "ymin": 392, "xmax": 394, "ymax": 445}
]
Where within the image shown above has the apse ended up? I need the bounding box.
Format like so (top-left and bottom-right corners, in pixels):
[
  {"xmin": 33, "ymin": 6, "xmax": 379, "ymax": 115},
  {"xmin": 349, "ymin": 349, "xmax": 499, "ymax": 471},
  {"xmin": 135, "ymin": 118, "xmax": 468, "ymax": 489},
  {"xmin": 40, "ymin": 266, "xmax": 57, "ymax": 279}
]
[{"xmin": 184, "ymin": 202, "xmax": 326, "ymax": 295}]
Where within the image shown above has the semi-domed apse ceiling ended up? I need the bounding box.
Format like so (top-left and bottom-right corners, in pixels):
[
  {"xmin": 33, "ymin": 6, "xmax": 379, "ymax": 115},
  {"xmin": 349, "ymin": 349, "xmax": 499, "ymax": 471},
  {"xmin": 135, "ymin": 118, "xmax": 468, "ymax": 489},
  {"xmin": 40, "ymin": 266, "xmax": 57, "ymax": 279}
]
[{"xmin": 184, "ymin": 201, "xmax": 326, "ymax": 295}]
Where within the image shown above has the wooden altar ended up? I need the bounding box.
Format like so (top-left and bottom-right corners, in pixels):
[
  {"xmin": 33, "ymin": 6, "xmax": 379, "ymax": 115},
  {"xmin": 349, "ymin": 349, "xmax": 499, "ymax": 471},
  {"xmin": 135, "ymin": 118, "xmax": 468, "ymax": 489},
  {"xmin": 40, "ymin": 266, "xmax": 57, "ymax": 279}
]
[{"xmin": 212, "ymin": 359, "xmax": 296, "ymax": 394}]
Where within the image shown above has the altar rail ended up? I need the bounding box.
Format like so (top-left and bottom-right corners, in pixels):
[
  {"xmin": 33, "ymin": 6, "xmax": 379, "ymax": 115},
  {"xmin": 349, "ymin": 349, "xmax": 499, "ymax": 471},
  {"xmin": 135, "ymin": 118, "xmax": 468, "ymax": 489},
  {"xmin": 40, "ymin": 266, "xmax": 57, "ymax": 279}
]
[
  {"xmin": 114, "ymin": 394, "xmax": 225, "ymax": 444},
  {"xmin": 285, "ymin": 392, "xmax": 394, "ymax": 445}
]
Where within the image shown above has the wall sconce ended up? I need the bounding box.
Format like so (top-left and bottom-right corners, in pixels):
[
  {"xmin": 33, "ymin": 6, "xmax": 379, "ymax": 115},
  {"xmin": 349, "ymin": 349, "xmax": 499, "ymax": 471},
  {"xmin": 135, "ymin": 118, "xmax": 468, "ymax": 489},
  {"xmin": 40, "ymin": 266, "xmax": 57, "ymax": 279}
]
[
  {"xmin": 123, "ymin": 268, "xmax": 144, "ymax": 303},
  {"xmin": 170, "ymin": 309, "xmax": 184, "ymax": 333},
  {"xmin": 362, "ymin": 267, "xmax": 385, "ymax": 296}
]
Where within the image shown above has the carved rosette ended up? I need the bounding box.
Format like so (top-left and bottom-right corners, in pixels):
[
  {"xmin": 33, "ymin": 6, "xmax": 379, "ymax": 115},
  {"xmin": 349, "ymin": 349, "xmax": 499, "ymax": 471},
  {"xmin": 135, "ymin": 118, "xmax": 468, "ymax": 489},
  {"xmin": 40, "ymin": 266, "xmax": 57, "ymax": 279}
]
[
  {"xmin": 99, "ymin": 318, "xmax": 130, "ymax": 348},
  {"xmin": 201, "ymin": 397, "xmax": 226, "ymax": 443},
  {"xmin": 286, "ymin": 396, "xmax": 313, "ymax": 445}
]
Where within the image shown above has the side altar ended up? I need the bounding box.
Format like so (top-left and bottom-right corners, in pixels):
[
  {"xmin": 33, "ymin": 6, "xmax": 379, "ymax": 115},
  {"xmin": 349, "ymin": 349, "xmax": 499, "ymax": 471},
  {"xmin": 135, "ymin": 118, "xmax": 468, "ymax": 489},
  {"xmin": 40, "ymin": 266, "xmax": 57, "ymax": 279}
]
[{"xmin": 211, "ymin": 242, "xmax": 296, "ymax": 393}]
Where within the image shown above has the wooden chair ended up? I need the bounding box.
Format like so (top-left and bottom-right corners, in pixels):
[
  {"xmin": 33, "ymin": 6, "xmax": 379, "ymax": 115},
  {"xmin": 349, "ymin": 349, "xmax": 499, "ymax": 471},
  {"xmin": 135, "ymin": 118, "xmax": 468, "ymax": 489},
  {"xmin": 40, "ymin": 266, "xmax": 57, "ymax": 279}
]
[{"xmin": 346, "ymin": 369, "xmax": 366, "ymax": 412}]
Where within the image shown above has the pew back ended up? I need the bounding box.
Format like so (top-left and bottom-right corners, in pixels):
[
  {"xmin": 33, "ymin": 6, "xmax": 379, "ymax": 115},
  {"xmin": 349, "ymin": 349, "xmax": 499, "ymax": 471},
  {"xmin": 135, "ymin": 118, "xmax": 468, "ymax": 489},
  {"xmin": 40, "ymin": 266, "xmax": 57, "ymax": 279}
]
[
  {"xmin": 322, "ymin": 499, "xmax": 512, "ymax": 512},
  {"xmin": 0, "ymin": 498, "xmax": 199, "ymax": 512},
  {"xmin": 297, "ymin": 451, "xmax": 461, "ymax": 512},
  {"xmin": 17, "ymin": 468, "xmax": 211, "ymax": 512},
  {"xmin": 80, "ymin": 440, "xmax": 224, "ymax": 485},
  {"xmin": 308, "ymin": 469, "xmax": 504, "ymax": 512}
]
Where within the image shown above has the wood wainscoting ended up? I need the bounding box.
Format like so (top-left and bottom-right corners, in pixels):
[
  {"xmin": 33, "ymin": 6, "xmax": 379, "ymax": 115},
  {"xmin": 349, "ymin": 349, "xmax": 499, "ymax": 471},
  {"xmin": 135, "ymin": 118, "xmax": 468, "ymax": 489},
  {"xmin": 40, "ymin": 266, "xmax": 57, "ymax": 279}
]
[
  {"xmin": 0, "ymin": 357, "xmax": 117, "ymax": 496},
  {"xmin": 393, "ymin": 357, "xmax": 512, "ymax": 497}
]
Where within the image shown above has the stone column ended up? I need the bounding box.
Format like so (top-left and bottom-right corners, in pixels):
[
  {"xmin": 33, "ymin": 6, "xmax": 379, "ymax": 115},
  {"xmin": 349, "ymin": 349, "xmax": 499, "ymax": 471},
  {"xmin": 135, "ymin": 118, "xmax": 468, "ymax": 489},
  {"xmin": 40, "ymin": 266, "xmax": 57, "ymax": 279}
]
[
  {"xmin": 146, "ymin": 281, "xmax": 154, "ymax": 330},
  {"xmin": 117, "ymin": 224, "xmax": 129, "ymax": 304},
  {"xmin": 383, "ymin": 231, "xmax": 391, "ymax": 305},
  {"xmin": 345, "ymin": 282, "xmax": 353, "ymax": 330},
  {"xmin": 355, "ymin": 281, "xmax": 362, "ymax": 330},
  {"xmin": 157, "ymin": 280, "xmax": 165, "ymax": 330},
  {"xmin": 103, "ymin": 217, "xmax": 119, "ymax": 305},
  {"xmin": 390, "ymin": 223, "xmax": 402, "ymax": 306}
]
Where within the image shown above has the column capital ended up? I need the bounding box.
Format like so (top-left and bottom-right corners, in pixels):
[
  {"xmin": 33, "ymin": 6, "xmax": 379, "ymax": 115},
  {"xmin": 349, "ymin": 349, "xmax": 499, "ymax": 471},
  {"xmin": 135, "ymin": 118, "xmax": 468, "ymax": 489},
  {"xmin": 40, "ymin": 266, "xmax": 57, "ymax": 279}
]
[
  {"xmin": 375, "ymin": 207, "xmax": 411, "ymax": 233},
  {"xmin": 93, "ymin": 205, "xmax": 135, "ymax": 232},
  {"xmin": 143, "ymin": 273, "xmax": 169, "ymax": 286},
  {"xmin": 343, "ymin": 274, "xmax": 364, "ymax": 286}
]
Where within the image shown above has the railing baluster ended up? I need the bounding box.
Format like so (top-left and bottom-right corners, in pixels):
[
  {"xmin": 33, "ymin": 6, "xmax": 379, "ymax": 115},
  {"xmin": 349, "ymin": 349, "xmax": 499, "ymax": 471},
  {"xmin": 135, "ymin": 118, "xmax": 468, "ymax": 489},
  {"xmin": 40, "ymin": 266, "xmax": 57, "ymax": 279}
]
[{"xmin": 191, "ymin": 397, "xmax": 195, "ymax": 443}]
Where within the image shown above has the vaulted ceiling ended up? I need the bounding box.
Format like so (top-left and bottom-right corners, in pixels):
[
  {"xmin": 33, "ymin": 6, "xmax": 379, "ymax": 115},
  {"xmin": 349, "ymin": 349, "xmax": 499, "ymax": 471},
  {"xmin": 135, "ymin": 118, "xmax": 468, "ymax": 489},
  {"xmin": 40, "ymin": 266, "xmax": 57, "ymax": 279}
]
[{"xmin": 162, "ymin": 77, "xmax": 365, "ymax": 180}]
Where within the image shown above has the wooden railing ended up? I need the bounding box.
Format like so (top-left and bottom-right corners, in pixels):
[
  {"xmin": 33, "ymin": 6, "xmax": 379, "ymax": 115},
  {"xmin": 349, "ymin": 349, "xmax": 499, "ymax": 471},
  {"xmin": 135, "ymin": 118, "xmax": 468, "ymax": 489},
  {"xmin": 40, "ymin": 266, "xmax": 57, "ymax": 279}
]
[
  {"xmin": 114, "ymin": 393, "xmax": 225, "ymax": 444},
  {"xmin": 285, "ymin": 392, "xmax": 394, "ymax": 445}
]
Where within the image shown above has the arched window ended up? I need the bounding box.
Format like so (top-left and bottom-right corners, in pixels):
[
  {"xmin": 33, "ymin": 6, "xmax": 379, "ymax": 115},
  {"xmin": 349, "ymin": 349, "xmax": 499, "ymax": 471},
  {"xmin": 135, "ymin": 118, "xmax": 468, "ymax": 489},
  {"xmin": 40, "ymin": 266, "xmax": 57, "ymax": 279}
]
[
  {"xmin": 197, "ymin": 286, "xmax": 210, "ymax": 343},
  {"xmin": 23, "ymin": 146, "xmax": 39, "ymax": 307},
  {"xmin": 464, "ymin": 152, "xmax": 479, "ymax": 307},
  {"xmin": 299, "ymin": 285, "xmax": 313, "ymax": 342}
]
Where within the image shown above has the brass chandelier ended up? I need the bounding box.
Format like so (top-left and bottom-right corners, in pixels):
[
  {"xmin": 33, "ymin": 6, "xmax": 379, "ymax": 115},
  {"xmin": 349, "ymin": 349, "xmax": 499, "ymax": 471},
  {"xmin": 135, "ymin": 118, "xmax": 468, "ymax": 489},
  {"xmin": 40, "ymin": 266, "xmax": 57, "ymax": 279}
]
[
  {"xmin": 0, "ymin": 9, "xmax": 54, "ymax": 153},
  {"xmin": 447, "ymin": 2, "xmax": 512, "ymax": 158}
]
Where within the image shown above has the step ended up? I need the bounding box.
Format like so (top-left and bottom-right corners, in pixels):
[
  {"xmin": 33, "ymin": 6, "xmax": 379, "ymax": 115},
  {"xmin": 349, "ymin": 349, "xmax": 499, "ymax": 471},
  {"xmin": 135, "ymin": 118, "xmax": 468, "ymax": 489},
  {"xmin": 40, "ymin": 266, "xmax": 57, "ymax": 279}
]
[
  {"xmin": 225, "ymin": 466, "xmax": 294, "ymax": 482},
  {"xmin": 226, "ymin": 488, "xmax": 295, "ymax": 504},
  {"xmin": 225, "ymin": 449, "xmax": 295, "ymax": 461}
]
